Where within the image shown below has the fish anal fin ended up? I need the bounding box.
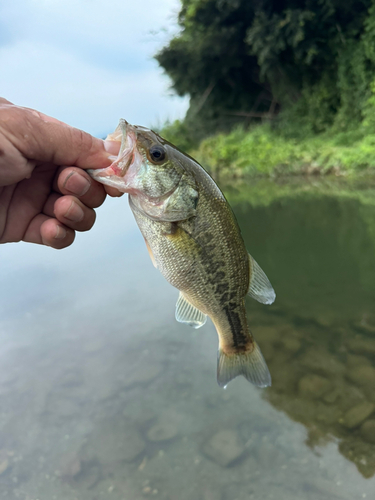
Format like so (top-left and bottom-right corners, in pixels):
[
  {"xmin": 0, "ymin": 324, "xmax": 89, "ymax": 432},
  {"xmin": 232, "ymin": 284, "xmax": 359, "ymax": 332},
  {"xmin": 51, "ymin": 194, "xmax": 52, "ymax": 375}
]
[
  {"xmin": 175, "ymin": 292, "xmax": 207, "ymax": 329},
  {"xmin": 144, "ymin": 239, "xmax": 157, "ymax": 268},
  {"xmin": 248, "ymin": 254, "xmax": 276, "ymax": 305},
  {"xmin": 217, "ymin": 342, "xmax": 271, "ymax": 388}
]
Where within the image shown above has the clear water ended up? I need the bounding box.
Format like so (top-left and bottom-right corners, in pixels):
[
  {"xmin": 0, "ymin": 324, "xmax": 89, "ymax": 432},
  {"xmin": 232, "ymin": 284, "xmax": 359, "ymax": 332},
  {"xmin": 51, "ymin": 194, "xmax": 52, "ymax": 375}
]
[{"xmin": 1, "ymin": 177, "xmax": 375, "ymax": 499}]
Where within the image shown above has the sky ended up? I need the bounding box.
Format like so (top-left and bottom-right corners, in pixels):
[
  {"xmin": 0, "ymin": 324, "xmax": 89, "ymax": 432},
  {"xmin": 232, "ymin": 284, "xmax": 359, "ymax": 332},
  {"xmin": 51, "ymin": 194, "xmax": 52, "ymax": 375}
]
[{"xmin": 0, "ymin": 0, "xmax": 189, "ymax": 137}]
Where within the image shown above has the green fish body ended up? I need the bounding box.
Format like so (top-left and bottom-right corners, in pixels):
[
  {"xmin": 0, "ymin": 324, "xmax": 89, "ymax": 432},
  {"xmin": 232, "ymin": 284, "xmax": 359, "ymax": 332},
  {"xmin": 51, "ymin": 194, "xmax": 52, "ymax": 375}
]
[{"xmin": 89, "ymin": 120, "xmax": 275, "ymax": 388}]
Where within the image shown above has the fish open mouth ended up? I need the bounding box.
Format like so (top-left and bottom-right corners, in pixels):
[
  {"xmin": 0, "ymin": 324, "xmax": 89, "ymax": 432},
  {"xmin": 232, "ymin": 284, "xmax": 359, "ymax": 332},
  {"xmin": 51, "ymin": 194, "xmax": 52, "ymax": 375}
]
[{"xmin": 87, "ymin": 119, "xmax": 140, "ymax": 193}]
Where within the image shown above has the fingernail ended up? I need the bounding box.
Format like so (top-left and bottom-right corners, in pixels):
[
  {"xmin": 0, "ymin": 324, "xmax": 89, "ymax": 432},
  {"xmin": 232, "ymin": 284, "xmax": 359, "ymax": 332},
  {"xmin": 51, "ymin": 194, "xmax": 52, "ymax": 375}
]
[
  {"xmin": 64, "ymin": 201, "xmax": 84, "ymax": 222},
  {"xmin": 64, "ymin": 172, "xmax": 91, "ymax": 196},
  {"xmin": 55, "ymin": 225, "xmax": 67, "ymax": 239},
  {"xmin": 104, "ymin": 140, "xmax": 120, "ymax": 155}
]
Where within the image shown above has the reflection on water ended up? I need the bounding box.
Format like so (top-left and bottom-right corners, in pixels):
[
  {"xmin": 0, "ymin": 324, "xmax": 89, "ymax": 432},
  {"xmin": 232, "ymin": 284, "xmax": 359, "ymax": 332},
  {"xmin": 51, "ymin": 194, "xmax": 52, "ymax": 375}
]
[{"xmin": 0, "ymin": 179, "xmax": 375, "ymax": 499}]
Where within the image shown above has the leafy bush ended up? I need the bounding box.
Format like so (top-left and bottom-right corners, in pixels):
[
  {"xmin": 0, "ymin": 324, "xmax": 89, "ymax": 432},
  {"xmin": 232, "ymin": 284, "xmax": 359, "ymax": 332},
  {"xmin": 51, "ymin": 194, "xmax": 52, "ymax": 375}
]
[{"xmin": 190, "ymin": 125, "xmax": 375, "ymax": 179}]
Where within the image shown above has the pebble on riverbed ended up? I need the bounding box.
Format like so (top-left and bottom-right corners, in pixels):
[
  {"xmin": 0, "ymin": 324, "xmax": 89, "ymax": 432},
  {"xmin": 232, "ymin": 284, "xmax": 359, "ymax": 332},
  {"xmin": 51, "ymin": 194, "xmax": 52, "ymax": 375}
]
[
  {"xmin": 346, "ymin": 366, "xmax": 375, "ymax": 389},
  {"xmin": 121, "ymin": 361, "xmax": 163, "ymax": 389},
  {"xmin": 0, "ymin": 457, "xmax": 9, "ymax": 476},
  {"xmin": 202, "ymin": 429, "xmax": 246, "ymax": 467},
  {"xmin": 346, "ymin": 337, "xmax": 375, "ymax": 356},
  {"xmin": 0, "ymin": 449, "xmax": 11, "ymax": 476},
  {"xmin": 298, "ymin": 348, "xmax": 345, "ymax": 377},
  {"xmin": 346, "ymin": 354, "xmax": 372, "ymax": 368},
  {"xmin": 342, "ymin": 402, "xmax": 375, "ymax": 429},
  {"xmin": 360, "ymin": 420, "xmax": 375, "ymax": 444},
  {"xmin": 84, "ymin": 420, "xmax": 146, "ymax": 464},
  {"xmin": 59, "ymin": 452, "xmax": 82, "ymax": 479},
  {"xmin": 281, "ymin": 336, "xmax": 301, "ymax": 354},
  {"xmin": 352, "ymin": 320, "xmax": 375, "ymax": 336},
  {"xmin": 298, "ymin": 374, "xmax": 331, "ymax": 399},
  {"xmin": 147, "ymin": 421, "xmax": 178, "ymax": 442}
]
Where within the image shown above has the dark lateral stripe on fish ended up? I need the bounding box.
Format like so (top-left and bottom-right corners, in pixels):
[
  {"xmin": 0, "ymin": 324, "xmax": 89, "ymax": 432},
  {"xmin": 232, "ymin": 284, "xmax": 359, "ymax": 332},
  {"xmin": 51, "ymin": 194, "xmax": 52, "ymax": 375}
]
[{"xmin": 223, "ymin": 305, "xmax": 249, "ymax": 350}]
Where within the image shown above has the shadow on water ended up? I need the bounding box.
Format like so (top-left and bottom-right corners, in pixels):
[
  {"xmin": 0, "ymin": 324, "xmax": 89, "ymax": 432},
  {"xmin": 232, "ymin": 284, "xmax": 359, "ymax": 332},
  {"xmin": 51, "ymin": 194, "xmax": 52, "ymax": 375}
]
[{"xmin": 230, "ymin": 177, "xmax": 375, "ymax": 479}]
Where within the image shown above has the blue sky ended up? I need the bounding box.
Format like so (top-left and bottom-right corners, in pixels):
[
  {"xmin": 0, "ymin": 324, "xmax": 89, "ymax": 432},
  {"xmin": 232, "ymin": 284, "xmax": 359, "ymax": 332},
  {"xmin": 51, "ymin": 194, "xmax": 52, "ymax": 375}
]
[{"xmin": 0, "ymin": 0, "xmax": 189, "ymax": 137}]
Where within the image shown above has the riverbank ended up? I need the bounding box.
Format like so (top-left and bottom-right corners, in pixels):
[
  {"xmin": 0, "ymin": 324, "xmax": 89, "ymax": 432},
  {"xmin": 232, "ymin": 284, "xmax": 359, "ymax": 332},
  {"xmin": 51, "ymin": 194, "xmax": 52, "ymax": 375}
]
[{"xmin": 161, "ymin": 123, "xmax": 375, "ymax": 181}]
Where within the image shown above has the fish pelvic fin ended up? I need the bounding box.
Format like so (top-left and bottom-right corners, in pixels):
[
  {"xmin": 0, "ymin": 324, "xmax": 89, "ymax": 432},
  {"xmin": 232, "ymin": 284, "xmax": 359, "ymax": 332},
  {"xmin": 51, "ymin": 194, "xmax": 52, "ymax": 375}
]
[
  {"xmin": 175, "ymin": 292, "xmax": 207, "ymax": 329},
  {"xmin": 248, "ymin": 254, "xmax": 276, "ymax": 305},
  {"xmin": 217, "ymin": 342, "xmax": 271, "ymax": 389}
]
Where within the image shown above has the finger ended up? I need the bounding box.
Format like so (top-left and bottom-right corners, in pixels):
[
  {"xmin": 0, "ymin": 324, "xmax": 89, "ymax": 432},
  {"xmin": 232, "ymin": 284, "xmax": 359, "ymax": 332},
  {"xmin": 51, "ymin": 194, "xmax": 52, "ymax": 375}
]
[
  {"xmin": 54, "ymin": 166, "xmax": 106, "ymax": 208},
  {"xmin": 23, "ymin": 214, "xmax": 75, "ymax": 249},
  {"xmin": 0, "ymin": 104, "xmax": 120, "ymax": 169},
  {"xmin": 105, "ymin": 186, "xmax": 124, "ymax": 198},
  {"xmin": 54, "ymin": 195, "xmax": 96, "ymax": 232},
  {"xmin": 43, "ymin": 191, "xmax": 60, "ymax": 217},
  {"xmin": 0, "ymin": 97, "xmax": 13, "ymax": 105}
]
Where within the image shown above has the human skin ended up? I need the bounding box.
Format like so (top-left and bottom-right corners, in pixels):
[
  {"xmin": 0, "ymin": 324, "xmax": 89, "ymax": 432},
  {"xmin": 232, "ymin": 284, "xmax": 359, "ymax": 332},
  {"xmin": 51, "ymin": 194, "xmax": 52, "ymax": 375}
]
[{"xmin": 0, "ymin": 98, "xmax": 121, "ymax": 249}]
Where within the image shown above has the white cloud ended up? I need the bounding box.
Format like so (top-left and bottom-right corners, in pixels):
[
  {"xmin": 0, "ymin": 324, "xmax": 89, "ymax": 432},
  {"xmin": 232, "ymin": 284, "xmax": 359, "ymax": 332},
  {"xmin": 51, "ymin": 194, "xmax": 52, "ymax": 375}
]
[{"xmin": 0, "ymin": 0, "xmax": 188, "ymax": 136}]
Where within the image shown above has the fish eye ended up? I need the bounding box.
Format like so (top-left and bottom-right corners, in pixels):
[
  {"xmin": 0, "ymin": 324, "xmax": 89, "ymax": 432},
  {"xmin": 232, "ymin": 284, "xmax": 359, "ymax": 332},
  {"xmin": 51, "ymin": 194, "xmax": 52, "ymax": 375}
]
[{"xmin": 149, "ymin": 145, "xmax": 166, "ymax": 163}]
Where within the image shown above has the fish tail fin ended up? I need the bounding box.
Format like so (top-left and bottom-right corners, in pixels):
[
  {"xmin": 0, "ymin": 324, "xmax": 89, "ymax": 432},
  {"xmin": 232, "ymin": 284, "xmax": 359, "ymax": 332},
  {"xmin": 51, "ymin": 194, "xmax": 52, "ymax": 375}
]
[{"xmin": 217, "ymin": 342, "xmax": 271, "ymax": 389}]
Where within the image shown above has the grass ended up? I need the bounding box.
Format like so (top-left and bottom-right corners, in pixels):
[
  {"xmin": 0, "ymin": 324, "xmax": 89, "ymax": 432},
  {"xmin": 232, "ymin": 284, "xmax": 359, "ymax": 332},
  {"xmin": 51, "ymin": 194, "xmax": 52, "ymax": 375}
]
[{"xmin": 160, "ymin": 123, "xmax": 375, "ymax": 180}]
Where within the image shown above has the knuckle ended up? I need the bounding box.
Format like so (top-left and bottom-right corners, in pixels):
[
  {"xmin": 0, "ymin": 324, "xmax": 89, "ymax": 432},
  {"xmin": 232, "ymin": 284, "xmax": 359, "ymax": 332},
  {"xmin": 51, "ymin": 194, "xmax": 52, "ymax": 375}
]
[{"xmin": 71, "ymin": 128, "xmax": 94, "ymax": 161}]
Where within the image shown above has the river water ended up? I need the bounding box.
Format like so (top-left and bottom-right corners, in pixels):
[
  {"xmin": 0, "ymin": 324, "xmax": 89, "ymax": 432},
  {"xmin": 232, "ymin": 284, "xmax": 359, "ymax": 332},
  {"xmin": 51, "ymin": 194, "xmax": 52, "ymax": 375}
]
[{"xmin": 0, "ymin": 177, "xmax": 375, "ymax": 499}]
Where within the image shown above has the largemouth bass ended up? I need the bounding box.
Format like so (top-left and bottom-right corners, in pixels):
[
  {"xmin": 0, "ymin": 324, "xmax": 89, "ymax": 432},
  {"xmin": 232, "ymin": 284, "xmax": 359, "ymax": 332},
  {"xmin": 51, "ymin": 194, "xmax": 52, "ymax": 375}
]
[{"xmin": 88, "ymin": 120, "xmax": 276, "ymax": 388}]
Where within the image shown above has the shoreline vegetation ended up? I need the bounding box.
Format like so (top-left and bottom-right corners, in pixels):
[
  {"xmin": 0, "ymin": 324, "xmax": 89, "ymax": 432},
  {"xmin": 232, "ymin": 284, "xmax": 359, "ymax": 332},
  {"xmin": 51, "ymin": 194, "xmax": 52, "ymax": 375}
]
[
  {"xmin": 154, "ymin": 0, "xmax": 375, "ymax": 184},
  {"xmin": 159, "ymin": 121, "xmax": 375, "ymax": 182}
]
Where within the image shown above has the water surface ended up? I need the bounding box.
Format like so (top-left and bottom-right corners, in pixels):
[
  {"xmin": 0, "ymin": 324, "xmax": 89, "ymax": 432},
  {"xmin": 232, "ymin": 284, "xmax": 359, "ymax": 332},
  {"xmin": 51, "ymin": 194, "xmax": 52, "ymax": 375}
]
[{"xmin": 0, "ymin": 177, "xmax": 374, "ymax": 499}]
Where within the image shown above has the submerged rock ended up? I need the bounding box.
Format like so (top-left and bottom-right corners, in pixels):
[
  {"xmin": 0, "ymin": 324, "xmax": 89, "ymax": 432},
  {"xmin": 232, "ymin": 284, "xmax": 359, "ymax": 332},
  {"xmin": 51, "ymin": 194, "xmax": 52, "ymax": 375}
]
[
  {"xmin": 346, "ymin": 354, "xmax": 372, "ymax": 368},
  {"xmin": 281, "ymin": 336, "xmax": 301, "ymax": 354},
  {"xmin": 346, "ymin": 366, "xmax": 375, "ymax": 388},
  {"xmin": 352, "ymin": 320, "xmax": 375, "ymax": 336},
  {"xmin": 0, "ymin": 457, "xmax": 8, "ymax": 476},
  {"xmin": 203, "ymin": 429, "xmax": 245, "ymax": 467},
  {"xmin": 322, "ymin": 388, "xmax": 340, "ymax": 404},
  {"xmin": 360, "ymin": 420, "xmax": 375, "ymax": 444},
  {"xmin": 298, "ymin": 349, "xmax": 345, "ymax": 377},
  {"xmin": 298, "ymin": 374, "xmax": 331, "ymax": 399},
  {"xmin": 75, "ymin": 462, "xmax": 101, "ymax": 489},
  {"xmin": 260, "ymin": 342, "xmax": 275, "ymax": 362},
  {"xmin": 59, "ymin": 452, "xmax": 82, "ymax": 479},
  {"xmin": 147, "ymin": 421, "xmax": 178, "ymax": 442},
  {"xmin": 85, "ymin": 420, "xmax": 145, "ymax": 464},
  {"xmin": 121, "ymin": 362, "xmax": 163, "ymax": 389},
  {"xmin": 255, "ymin": 326, "xmax": 279, "ymax": 343},
  {"xmin": 347, "ymin": 338, "xmax": 375, "ymax": 356},
  {"xmin": 342, "ymin": 402, "xmax": 375, "ymax": 429}
]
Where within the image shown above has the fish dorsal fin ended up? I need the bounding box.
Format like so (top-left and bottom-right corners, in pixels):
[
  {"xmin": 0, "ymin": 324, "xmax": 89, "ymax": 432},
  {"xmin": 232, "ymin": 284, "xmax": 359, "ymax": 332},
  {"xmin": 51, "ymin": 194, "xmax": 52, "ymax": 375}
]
[
  {"xmin": 144, "ymin": 238, "xmax": 157, "ymax": 268},
  {"xmin": 248, "ymin": 254, "xmax": 276, "ymax": 305},
  {"xmin": 175, "ymin": 292, "xmax": 207, "ymax": 329}
]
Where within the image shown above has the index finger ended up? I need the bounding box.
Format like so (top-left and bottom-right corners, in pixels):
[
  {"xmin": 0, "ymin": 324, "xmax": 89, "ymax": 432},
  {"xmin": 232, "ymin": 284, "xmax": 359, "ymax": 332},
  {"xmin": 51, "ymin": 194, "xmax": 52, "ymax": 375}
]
[{"xmin": 0, "ymin": 100, "xmax": 120, "ymax": 170}]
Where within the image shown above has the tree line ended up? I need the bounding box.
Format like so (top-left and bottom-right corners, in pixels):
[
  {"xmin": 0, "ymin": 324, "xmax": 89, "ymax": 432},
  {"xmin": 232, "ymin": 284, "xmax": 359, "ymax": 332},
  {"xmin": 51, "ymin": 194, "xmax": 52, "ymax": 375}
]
[{"xmin": 156, "ymin": 0, "xmax": 375, "ymax": 143}]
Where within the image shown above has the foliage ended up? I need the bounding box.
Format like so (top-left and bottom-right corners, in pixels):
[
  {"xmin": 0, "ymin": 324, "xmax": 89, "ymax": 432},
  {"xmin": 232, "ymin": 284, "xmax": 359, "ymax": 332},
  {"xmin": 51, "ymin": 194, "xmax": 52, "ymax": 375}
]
[
  {"xmin": 155, "ymin": 119, "xmax": 198, "ymax": 153},
  {"xmin": 156, "ymin": 0, "xmax": 375, "ymax": 138},
  {"xmin": 189, "ymin": 125, "xmax": 375, "ymax": 180}
]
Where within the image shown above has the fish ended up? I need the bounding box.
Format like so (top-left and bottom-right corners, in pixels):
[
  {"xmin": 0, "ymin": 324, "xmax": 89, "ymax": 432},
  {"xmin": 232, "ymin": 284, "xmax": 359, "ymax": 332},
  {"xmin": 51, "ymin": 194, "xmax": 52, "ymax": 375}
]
[{"xmin": 88, "ymin": 120, "xmax": 276, "ymax": 388}]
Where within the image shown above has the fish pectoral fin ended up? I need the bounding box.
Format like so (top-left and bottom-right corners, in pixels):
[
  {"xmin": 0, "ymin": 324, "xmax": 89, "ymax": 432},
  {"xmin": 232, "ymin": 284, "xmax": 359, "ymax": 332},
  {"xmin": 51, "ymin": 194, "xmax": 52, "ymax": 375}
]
[
  {"xmin": 144, "ymin": 238, "xmax": 157, "ymax": 268},
  {"xmin": 175, "ymin": 292, "xmax": 207, "ymax": 329},
  {"xmin": 217, "ymin": 342, "xmax": 271, "ymax": 389},
  {"xmin": 247, "ymin": 254, "xmax": 276, "ymax": 305}
]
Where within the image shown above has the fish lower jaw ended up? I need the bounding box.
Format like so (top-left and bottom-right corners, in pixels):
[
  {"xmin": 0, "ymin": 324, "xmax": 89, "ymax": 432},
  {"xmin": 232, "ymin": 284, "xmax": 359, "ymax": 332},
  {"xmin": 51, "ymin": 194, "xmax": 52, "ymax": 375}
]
[{"xmin": 87, "ymin": 171, "xmax": 131, "ymax": 193}]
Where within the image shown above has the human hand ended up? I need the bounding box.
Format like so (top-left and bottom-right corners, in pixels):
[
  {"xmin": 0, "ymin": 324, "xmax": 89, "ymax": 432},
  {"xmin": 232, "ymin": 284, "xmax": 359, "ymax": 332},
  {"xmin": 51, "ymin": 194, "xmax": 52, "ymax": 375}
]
[{"xmin": 0, "ymin": 98, "xmax": 121, "ymax": 249}]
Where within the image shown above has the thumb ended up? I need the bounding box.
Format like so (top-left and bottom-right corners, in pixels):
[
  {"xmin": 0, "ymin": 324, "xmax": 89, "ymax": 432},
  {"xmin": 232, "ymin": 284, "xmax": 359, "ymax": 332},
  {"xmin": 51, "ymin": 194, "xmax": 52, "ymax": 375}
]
[{"xmin": 0, "ymin": 101, "xmax": 120, "ymax": 169}]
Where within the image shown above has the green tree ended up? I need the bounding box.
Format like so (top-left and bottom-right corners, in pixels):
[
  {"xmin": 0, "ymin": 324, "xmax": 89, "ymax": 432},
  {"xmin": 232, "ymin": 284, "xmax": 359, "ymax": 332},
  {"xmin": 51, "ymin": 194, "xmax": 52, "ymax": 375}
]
[{"xmin": 156, "ymin": 0, "xmax": 374, "ymax": 138}]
